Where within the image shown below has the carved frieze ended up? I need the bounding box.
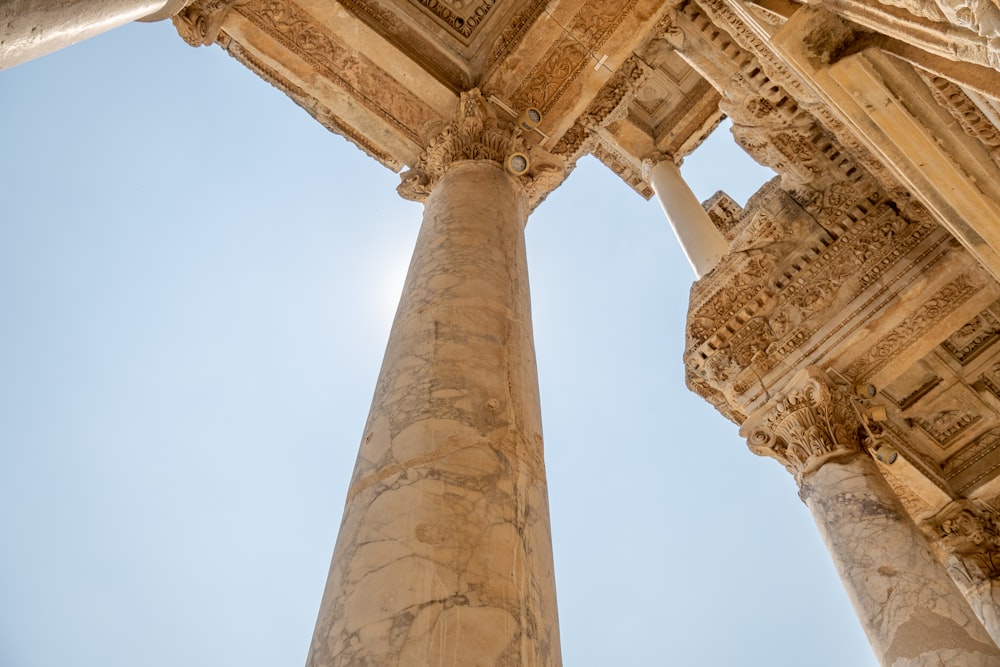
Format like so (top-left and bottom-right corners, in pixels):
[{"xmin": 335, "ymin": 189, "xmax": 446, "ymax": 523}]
[
  {"xmin": 912, "ymin": 410, "xmax": 983, "ymax": 449},
  {"xmin": 236, "ymin": 0, "xmax": 440, "ymax": 145},
  {"xmin": 591, "ymin": 143, "xmax": 653, "ymax": 199},
  {"xmin": 408, "ymin": 0, "xmax": 499, "ymax": 40},
  {"xmin": 551, "ymin": 55, "xmax": 650, "ymax": 161},
  {"xmin": 922, "ymin": 73, "xmax": 1000, "ymax": 170},
  {"xmin": 845, "ymin": 274, "xmax": 986, "ymax": 383},
  {"xmin": 686, "ymin": 184, "xmax": 950, "ymax": 406},
  {"xmin": 220, "ymin": 40, "xmax": 399, "ymax": 169},
  {"xmin": 512, "ymin": 0, "xmax": 638, "ymax": 113},
  {"xmin": 942, "ymin": 307, "xmax": 1000, "ymax": 365},
  {"xmin": 944, "ymin": 427, "xmax": 1000, "ymax": 493}
]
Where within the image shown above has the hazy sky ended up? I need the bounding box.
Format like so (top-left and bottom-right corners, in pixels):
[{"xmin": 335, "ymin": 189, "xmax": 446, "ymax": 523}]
[{"xmin": 0, "ymin": 19, "xmax": 879, "ymax": 667}]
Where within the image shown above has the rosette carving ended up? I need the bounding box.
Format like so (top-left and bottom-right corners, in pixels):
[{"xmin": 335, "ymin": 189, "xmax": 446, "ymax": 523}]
[
  {"xmin": 397, "ymin": 89, "xmax": 563, "ymax": 203},
  {"xmin": 926, "ymin": 502, "xmax": 1000, "ymax": 585},
  {"xmin": 746, "ymin": 367, "xmax": 862, "ymax": 483}
]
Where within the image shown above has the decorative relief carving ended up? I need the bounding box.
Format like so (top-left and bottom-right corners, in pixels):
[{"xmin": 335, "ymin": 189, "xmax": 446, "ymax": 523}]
[
  {"xmin": 845, "ymin": 274, "xmax": 984, "ymax": 382},
  {"xmin": 872, "ymin": 0, "xmax": 948, "ymax": 22},
  {"xmin": 942, "ymin": 307, "xmax": 1000, "ymax": 364},
  {"xmin": 976, "ymin": 362, "xmax": 1000, "ymax": 400},
  {"xmin": 591, "ymin": 143, "xmax": 653, "ymax": 199},
  {"xmin": 397, "ymin": 89, "xmax": 565, "ymax": 204},
  {"xmin": 173, "ymin": 0, "xmax": 244, "ymax": 46},
  {"xmin": 686, "ymin": 250, "xmax": 775, "ymax": 352},
  {"xmin": 685, "ymin": 175, "xmax": 953, "ymax": 417},
  {"xmin": 236, "ymin": 0, "xmax": 439, "ymax": 144},
  {"xmin": 926, "ymin": 502, "xmax": 1000, "ymax": 585},
  {"xmin": 513, "ymin": 0, "xmax": 638, "ymax": 113},
  {"xmin": 682, "ymin": 0, "xmax": 901, "ymax": 198},
  {"xmin": 943, "ymin": 427, "xmax": 1000, "ymax": 493},
  {"xmin": 486, "ymin": 1, "xmax": 548, "ymax": 73},
  {"xmin": 409, "ymin": 0, "xmax": 498, "ymax": 40},
  {"xmin": 336, "ymin": 0, "xmax": 471, "ymax": 89},
  {"xmin": 224, "ymin": 40, "xmax": 400, "ymax": 169},
  {"xmin": 686, "ymin": 368, "xmax": 746, "ymax": 425},
  {"xmin": 746, "ymin": 367, "xmax": 862, "ymax": 482},
  {"xmin": 703, "ymin": 192, "xmax": 743, "ymax": 241},
  {"xmin": 922, "ymin": 73, "xmax": 1000, "ymax": 169},
  {"xmin": 551, "ymin": 55, "xmax": 649, "ymax": 159},
  {"xmin": 912, "ymin": 410, "xmax": 983, "ymax": 448},
  {"xmin": 933, "ymin": 0, "xmax": 1000, "ymax": 41}
]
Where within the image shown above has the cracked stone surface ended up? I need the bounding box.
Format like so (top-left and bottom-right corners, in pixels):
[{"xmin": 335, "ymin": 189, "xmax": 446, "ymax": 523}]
[
  {"xmin": 306, "ymin": 160, "xmax": 561, "ymax": 667},
  {"xmin": 802, "ymin": 454, "xmax": 1000, "ymax": 667}
]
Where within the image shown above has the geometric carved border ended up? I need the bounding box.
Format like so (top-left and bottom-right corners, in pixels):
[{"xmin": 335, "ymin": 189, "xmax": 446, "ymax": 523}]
[{"xmin": 941, "ymin": 307, "xmax": 1000, "ymax": 366}]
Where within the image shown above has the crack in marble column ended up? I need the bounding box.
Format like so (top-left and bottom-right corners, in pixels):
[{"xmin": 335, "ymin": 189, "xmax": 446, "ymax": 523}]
[{"xmin": 306, "ymin": 158, "xmax": 561, "ymax": 667}]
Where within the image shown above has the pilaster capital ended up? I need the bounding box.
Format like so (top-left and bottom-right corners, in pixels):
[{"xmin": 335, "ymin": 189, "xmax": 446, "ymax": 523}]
[
  {"xmin": 171, "ymin": 0, "xmax": 244, "ymax": 47},
  {"xmin": 926, "ymin": 501, "xmax": 1000, "ymax": 585},
  {"xmin": 744, "ymin": 367, "xmax": 862, "ymax": 483},
  {"xmin": 397, "ymin": 89, "xmax": 564, "ymax": 204}
]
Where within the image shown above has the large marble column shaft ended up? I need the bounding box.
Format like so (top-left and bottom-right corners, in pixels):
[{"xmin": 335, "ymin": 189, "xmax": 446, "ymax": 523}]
[
  {"xmin": 801, "ymin": 454, "xmax": 1000, "ymax": 666},
  {"xmin": 748, "ymin": 368, "xmax": 1000, "ymax": 667},
  {"xmin": 0, "ymin": 0, "xmax": 185, "ymax": 69},
  {"xmin": 306, "ymin": 159, "xmax": 561, "ymax": 667}
]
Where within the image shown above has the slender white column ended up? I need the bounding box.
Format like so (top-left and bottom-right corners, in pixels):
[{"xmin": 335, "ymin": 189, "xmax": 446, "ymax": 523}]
[
  {"xmin": 0, "ymin": 0, "xmax": 184, "ymax": 70},
  {"xmin": 647, "ymin": 159, "xmax": 729, "ymax": 279},
  {"xmin": 747, "ymin": 368, "xmax": 1000, "ymax": 667}
]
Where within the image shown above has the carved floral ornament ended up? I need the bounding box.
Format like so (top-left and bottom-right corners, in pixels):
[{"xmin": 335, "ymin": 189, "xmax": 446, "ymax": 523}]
[
  {"xmin": 397, "ymin": 89, "xmax": 564, "ymax": 203},
  {"xmin": 925, "ymin": 501, "xmax": 1000, "ymax": 584},
  {"xmin": 744, "ymin": 367, "xmax": 863, "ymax": 483},
  {"xmin": 172, "ymin": 0, "xmax": 245, "ymax": 46}
]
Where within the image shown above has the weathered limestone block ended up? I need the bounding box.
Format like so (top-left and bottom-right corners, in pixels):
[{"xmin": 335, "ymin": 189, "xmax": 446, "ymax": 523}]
[
  {"xmin": 306, "ymin": 91, "xmax": 561, "ymax": 667},
  {"xmin": 747, "ymin": 368, "xmax": 1000, "ymax": 666}
]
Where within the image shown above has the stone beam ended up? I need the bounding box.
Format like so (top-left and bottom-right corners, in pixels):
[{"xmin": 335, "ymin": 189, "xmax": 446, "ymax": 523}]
[{"xmin": 766, "ymin": 7, "xmax": 1000, "ymax": 283}]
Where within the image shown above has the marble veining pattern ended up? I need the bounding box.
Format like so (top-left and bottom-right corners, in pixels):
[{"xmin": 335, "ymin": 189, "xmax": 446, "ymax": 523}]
[
  {"xmin": 802, "ymin": 455, "xmax": 1000, "ymax": 667},
  {"xmin": 306, "ymin": 160, "xmax": 561, "ymax": 667}
]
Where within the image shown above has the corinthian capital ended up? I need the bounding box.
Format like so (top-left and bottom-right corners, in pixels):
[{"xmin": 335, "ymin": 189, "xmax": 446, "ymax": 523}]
[
  {"xmin": 926, "ymin": 501, "xmax": 1000, "ymax": 585},
  {"xmin": 745, "ymin": 367, "xmax": 862, "ymax": 483},
  {"xmin": 397, "ymin": 89, "xmax": 564, "ymax": 203}
]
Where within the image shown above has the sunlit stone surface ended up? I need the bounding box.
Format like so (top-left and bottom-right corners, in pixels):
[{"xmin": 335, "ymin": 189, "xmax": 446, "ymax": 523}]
[
  {"xmin": 11, "ymin": 0, "xmax": 1000, "ymax": 664},
  {"xmin": 307, "ymin": 160, "xmax": 560, "ymax": 667}
]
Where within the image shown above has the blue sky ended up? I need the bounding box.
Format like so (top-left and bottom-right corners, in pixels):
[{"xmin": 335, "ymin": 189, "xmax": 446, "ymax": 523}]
[{"xmin": 0, "ymin": 19, "xmax": 878, "ymax": 667}]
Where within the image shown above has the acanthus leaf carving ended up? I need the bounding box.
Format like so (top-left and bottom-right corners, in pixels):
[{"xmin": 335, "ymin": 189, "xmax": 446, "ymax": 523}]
[
  {"xmin": 397, "ymin": 89, "xmax": 566, "ymax": 204},
  {"xmin": 925, "ymin": 501, "xmax": 1000, "ymax": 585},
  {"xmin": 745, "ymin": 367, "xmax": 862, "ymax": 483}
]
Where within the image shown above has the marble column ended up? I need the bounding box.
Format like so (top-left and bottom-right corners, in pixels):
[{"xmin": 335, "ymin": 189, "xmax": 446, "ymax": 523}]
[
  {"xmin": 925, "ymin": 502, "xmax": 1000, "ymax": 646},
  {"xmin": 746, "ymin": 367, "xmax": 1000, "ymax": 667},
  {"xmin": 306, "ymin": 91, "xmax": 561, "ymax": 667},
  {"xmin": 0, "ymin": 0, "xmax": 187, "ymax": 69},
  {"xmin": 644, "ymin": 158, "xmax": 729, "ymax": 279}
]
